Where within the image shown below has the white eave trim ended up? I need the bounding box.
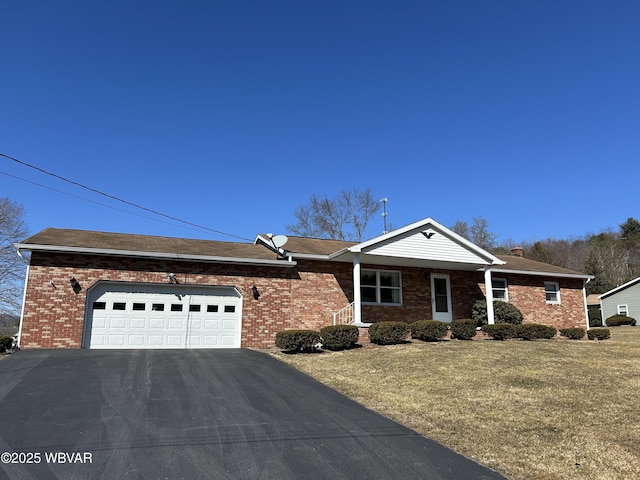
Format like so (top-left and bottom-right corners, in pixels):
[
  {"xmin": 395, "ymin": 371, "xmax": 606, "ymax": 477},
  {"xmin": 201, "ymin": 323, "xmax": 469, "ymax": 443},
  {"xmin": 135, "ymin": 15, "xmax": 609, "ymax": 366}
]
[
  {"xmin": 598, "ymin": 276, "xmax": 640, "ymax": 299},
  {"xmin": 485, "ymin": 267, "xmax": 593, "ymax": 280},
  {"xmin": 14, "ymin": 243, "xmax": 298, "ymax": 268}
]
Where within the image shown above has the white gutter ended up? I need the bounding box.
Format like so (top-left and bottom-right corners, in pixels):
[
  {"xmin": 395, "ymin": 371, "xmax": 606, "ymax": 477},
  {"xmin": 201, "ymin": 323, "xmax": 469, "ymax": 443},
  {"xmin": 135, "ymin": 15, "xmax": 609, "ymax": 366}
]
[
  {"xmin": 286, "ymin": 252, "xmax": 333, "ymax": 261},
  {"xmin": 14, "ymin": 243, "xmax": 298, "ymax": 268},
  {"xmin": 485, "ymin": 267, "xmax": 593, "ymax": 280}
]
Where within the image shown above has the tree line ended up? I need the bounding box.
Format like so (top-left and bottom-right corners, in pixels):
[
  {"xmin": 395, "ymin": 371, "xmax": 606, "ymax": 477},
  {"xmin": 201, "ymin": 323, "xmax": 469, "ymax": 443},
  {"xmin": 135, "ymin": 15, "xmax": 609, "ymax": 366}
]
[
  {"xmin": 288, "ymin": 190, "xmax": 639, "ymax": 296},
  {"xmin": 418, "ymin": 216, "xmax": 640, "ymax": 296}
]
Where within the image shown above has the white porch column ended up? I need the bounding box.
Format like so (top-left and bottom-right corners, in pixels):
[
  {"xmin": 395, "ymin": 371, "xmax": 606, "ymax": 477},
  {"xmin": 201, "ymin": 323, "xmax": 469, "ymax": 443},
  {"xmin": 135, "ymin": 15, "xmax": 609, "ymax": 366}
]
[
  {"xmin": 484, "ymin": 268, "xmax": 495, "ymax": 325},
  {"xmin": 353, "ymin": 254, "xmax": 362, "ymax": 324},
  {"xmin": 583, "ymin": 279, "xmax": 591, "ymax": 330}
]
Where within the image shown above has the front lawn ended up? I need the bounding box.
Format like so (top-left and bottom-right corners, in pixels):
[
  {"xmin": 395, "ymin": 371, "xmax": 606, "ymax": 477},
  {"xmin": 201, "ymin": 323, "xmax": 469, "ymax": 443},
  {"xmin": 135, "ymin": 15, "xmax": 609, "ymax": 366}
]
[{"xmin": 273, "ymin": 327, "xmax": 640, "ymax": 480}]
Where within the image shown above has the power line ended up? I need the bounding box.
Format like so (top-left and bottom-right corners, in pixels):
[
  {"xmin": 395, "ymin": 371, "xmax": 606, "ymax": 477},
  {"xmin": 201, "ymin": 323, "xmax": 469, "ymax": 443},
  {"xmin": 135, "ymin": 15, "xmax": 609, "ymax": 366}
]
[
  {"xmin": 0, "ymin": 170, "xmax": 208, "ymax": 234},
  {"xmin": 0, "ymin": 152, "xmax": 252, "ymax": 241}
]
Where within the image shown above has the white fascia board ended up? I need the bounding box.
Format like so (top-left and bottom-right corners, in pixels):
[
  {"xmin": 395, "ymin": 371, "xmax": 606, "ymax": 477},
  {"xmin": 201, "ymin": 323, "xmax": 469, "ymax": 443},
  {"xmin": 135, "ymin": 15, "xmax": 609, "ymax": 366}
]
[
  {"xmin": 328, "ymin": 247, "xmax": 351, "ymax": 259},
  {"xmin": 14, "ymin": 243, "xmax": 297, "ymax": 268},
  {"xmin": 287, "ymin": 252, "xmax": 333, "ymax": 261},
  {"xmin": 485, "ymin": 267, "xmax": 594, "ymax": 280},
  {"xmin": 349, "ymin": 217, "xmax": 505, "ymax": 265},
  {"xmin": 598, "ymin": 276, "xmax": 640, "ymax": 299}
]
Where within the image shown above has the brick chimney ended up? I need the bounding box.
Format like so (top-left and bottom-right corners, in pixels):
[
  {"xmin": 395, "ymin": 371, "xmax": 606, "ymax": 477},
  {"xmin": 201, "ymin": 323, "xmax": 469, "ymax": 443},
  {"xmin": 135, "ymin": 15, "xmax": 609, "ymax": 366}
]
[{"xmin": 510, "ymin": 247, "xmax": 524, "ymax": 257}]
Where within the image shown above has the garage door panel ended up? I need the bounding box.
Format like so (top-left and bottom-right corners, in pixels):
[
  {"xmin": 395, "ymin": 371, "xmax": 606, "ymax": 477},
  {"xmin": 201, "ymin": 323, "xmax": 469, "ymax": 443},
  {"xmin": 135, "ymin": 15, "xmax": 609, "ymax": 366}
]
[
  {"xmin": 92, "ymin": 318, "xmax": 106, "ymax": 329},
  {"xmin": 166, "ymin": 335, "xmax": 186, "ymax": 347},
  {"xmin": 148, "ymin": 335, "xmax": 165, "ymax": 346},
  {"xmin": 128, "ymin": 335, "xmax": 145, "ymax": 346},
  {"xmin": 87, "ymin": 284, "xmax": 241, "ymax": 349},
  {"xmin": 109, "ymin": 317, "xmax": 126, "ymax": 329},
  {"xmin": 149, "ymin": 318, "xmax": 164, "ymax": 329},
  {"xmin": 130, "ymin": 317, "xmax": 146, "ymax": 328},
  {"xmin": 107, "ymin": 334, "xmax": 126, "ymax": 346},
  {"xmin": 168, "ymin": 318, "xmax": 185, "ymax": 329}
]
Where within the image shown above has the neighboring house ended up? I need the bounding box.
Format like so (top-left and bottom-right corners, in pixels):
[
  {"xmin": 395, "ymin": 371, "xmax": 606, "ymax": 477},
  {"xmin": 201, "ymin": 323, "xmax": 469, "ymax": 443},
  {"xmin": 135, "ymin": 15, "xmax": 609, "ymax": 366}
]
[
  {"xmin": 598, "ymin": 277, "xmax": 640, "ymax": 322},
  {"xmin": 15, "ymin": 217, "xmax": 593, "ymax": 350}
]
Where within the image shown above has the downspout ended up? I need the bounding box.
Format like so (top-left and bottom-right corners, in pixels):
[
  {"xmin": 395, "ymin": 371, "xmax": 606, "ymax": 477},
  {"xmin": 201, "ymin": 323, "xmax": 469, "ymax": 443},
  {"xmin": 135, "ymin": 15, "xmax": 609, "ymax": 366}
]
[
  {"xmin": 583, "ymin": 278, "xmax": 591, "ymax": 330},
  {"xmin": 484, "ymin": 268, "xmax": 495, "ymax": 325},
  {"xmin": 16, "ymin": 262, "xmax": 30, "ymax": 349},
  {"xmin": 353, "ymin": 254, "xmax": 362, "ymax": 324}
]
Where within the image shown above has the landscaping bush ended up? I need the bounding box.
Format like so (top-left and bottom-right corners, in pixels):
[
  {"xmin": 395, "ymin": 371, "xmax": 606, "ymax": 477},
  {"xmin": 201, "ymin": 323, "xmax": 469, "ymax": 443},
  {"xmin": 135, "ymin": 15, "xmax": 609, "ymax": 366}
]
[
  {"xmin": 411, "ymin": 320, "xmax": 448, "ymax": 342},
  {"xmin": 319, "ymin": 324, "xmax": 359, "ymax": 350},
  {"xmin": 604, "ymin": 314, "xmax": 636, "ymax": 327},
  {"xmin": 450, "ymin": 319, "xmax": 477, "ymax": 340},
  {"xmin": 482, "ymin": 323, "xmax": 517, "ymax": 340},
  {"xmin": 587, "ymin": 328, "xmax": 611, "ymax": 340},
  {"xmin": 559, "ymin": 327, "xmax": 586, "ymax": 340},
  {"xmin": 516, "ymin": 324, "xmax": 557, "ymax": 340},
  {"xmin": 472, "ymin": 299, "xmax": 524, "ymax": 326},
  {"xmin": 368, "ymin": 321, "xmax": 410, "ymax": 345},
  {"xmin": 0, "ymin": 336, "xmax": 12, "ymax": 353},
  {"xmin": 275, "ymin": 330, "xmax": 321, "ymax": 352}
]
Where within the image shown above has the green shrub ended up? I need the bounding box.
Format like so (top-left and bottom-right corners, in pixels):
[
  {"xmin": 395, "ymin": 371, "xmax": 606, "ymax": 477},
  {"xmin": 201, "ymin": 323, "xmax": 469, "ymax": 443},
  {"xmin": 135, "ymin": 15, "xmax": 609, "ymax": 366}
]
[
  {"xmin": 472, "ymin": 300, "xmax": 524, "ymax": 326},
  {"xmin": 368, "ymin": 321, "xmax": 410, "ymax": 345},
  {"xmin": 587, "ymin": 328, "xmax": 611, "ymax": 340},
  {"xmin": 0, "ymin": 336, "xmax": 12, "ymax": 353},
  {"xmin": 482, "ymin": 323, "xmax": 517, "ymax": 340},
  {"xmin": 411, "ymin": 320, "xmax": 448, "ymax": 342},
  {"xmin": 275, "ymin": 330, "xmax": 321, "ymax": 352},
  {"xmin": 450, "ymin": 319, "xmax": 477, "ymax": 340},
  {"xmin": 516, "ymin": 324, "xmax": 557, "ymax": 340},
  {"xmin": 319, "ymin": 324, "xmax": 359, "ymax": 350},
  {"xmin": 605, "ymin": 314, "xmax": 636, "ymax": 327},
  {"xmin": 559, "ymin": 327, "xmax": 586, "ymax": 340}
]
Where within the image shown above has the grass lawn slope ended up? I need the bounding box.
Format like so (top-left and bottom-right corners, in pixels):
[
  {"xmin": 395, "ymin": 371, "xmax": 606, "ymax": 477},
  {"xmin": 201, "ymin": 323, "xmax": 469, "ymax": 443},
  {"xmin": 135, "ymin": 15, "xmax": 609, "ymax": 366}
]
[{"xmin": 273, "ymin": 327, "xmax": 640, "ymax": 480}]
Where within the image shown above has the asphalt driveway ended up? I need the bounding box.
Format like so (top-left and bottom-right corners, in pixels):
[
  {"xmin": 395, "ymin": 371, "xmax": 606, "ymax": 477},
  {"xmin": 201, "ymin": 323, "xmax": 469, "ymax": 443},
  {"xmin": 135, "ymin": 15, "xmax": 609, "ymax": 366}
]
[{"xmin": 0, "ymin": 350, "xmax": 506, "ymax": 480}]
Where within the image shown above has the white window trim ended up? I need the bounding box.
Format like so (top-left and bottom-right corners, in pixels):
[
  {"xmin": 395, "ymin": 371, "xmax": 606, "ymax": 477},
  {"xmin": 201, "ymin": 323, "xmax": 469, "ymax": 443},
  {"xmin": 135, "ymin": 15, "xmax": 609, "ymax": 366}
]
[
  {"xmin": 492, "ymin": 277, "xmax": 509, "ymax": 302},
  {"xmin": 545, "ymin": 281, "xmax": 561, "ymax": 304},
  {"xmin": 361, "ymin": 269, "xmax": 403, "ymax": 306},
  {"xmin": 618, "ymin": 304, "xmax": 629, "ymax": 316}
]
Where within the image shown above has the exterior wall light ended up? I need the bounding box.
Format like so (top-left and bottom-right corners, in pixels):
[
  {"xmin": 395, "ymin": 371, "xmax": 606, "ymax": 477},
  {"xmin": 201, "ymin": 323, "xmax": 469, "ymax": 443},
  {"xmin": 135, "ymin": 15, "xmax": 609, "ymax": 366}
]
[{"xmin": 70, "ymin": 277, "xmax": 82, "ymax": 294}]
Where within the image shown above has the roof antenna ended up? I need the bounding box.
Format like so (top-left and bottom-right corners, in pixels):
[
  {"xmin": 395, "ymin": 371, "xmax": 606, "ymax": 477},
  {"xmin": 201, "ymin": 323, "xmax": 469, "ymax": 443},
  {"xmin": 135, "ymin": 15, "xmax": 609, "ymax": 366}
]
[{"xmin": 381, "ymin": 198, "xmax": 388, "ymax": 234}]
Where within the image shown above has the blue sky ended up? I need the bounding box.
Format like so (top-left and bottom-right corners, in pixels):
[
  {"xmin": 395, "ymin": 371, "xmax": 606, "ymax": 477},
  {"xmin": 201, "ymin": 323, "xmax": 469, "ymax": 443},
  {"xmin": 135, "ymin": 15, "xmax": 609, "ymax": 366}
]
[{"xmin": 2, "ymin": 0, "xmax": 638, "ymax": 245}]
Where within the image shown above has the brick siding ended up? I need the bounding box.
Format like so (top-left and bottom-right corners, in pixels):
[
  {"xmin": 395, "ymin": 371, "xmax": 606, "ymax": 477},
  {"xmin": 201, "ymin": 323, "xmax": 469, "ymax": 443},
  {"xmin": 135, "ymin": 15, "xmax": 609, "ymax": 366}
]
[{"xmin": 19, "ymin": 252, "xmax": 588, "ymax": 349}]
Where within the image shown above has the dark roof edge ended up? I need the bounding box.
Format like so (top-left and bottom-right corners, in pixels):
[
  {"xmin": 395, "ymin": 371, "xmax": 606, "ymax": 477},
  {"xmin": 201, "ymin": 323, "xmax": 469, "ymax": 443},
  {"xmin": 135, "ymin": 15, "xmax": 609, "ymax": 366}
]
[{"xmin": 14, "ymin": 243, "xmax": 298, "ymax": 268}]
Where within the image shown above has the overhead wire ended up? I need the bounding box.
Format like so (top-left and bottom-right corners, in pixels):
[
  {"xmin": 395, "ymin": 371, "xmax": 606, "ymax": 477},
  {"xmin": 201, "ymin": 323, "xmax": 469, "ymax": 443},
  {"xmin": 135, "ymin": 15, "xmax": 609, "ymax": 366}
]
[
  {"xmin": 0, "ymin": 169, "xmax": 207, "ymax": 234},
  {"xmin": 0, "ymin": 152, "xmax": 253, "ymax": 241}
]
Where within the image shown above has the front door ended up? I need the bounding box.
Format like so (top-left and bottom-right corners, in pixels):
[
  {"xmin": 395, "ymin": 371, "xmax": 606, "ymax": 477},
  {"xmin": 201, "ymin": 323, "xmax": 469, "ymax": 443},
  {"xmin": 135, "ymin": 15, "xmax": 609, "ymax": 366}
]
[{"xmin": 431, "ymin": 274, "xmax": 452, "ymax": 322}]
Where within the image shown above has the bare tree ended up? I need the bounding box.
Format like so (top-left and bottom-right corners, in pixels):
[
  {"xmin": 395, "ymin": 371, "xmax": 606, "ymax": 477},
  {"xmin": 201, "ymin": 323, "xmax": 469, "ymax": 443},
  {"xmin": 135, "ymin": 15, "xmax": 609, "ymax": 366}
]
[
  {"xmin": 288, "ymin": 188, "xmax": 382, "ymax": 241},
  {"xmin": 451, "ymin": 216, "xmax": 497, "ymax": 251},
  {"xmin": 0, "ymin": 198, "xmax": 30, "ymax": 314}
]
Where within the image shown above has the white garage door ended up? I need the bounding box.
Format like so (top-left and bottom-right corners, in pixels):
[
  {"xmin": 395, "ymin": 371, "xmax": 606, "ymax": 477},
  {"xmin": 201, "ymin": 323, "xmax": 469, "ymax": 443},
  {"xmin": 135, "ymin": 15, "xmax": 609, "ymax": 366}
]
[{"xmin": 85, "ymin": 283, "xmax": 242, "ymax": 349}]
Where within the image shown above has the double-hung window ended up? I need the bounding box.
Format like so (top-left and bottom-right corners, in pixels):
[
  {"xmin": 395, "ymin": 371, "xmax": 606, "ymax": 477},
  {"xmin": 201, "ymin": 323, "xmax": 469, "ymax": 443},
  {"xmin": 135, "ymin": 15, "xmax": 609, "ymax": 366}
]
[
  {"xmin": 492, "ymin": 278, "xmax": 508, "ymax": 301},
  {"xmin": 361, "ymin": 269, "xmax": 402, "ymax": 305},
  {"xmin": 618, "ymin": 304, "xmax": 628, "ymax": 316},
  {"xmin": 544, "ymin": 281, "xmax": 560, "ymax": 304}
]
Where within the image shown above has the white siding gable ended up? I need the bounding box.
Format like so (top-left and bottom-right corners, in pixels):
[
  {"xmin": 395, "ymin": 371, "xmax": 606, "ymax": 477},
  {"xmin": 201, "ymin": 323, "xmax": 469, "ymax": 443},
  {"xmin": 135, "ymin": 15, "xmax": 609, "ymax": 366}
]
[{"xmin": 362, "ymin": 229, "xmax": 489, "ymax": 265}]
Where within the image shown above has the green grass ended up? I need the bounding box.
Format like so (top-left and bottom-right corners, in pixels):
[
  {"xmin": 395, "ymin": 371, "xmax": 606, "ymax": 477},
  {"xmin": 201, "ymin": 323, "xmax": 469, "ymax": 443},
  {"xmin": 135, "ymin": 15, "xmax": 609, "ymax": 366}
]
[{"xmin": 273, "ymin": 327, "xmax": 640, "ymax": 480}]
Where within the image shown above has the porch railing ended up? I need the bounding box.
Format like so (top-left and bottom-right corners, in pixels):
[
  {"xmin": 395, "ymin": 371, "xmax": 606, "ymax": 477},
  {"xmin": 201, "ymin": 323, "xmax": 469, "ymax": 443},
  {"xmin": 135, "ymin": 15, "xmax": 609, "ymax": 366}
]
[{"xmin": 333, "ymin": 302, "xmax": 355, "ymax": 325}]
